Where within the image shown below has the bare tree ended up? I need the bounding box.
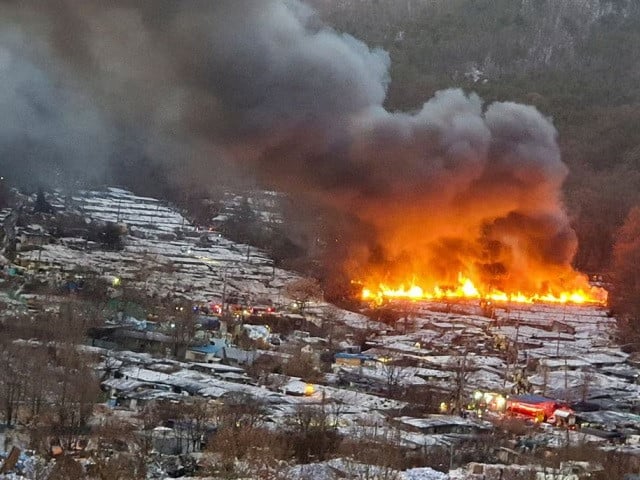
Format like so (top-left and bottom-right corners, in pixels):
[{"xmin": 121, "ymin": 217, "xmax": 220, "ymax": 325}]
[
  {"xmin": 580, "ymin": 369, "xmax": 595, "ymax": 403},
  {"xmin": 164, "ymin": 301, "xmax": 199, "ymax": 357},
  {"xmin": 34, "ymin": 340, "xmax": 101, "ymax": 451},
  {"xmin": 0, "ymin": 341, "xmax": 26, "ymax": 427},
  {"xmin": 397, "ymin": 301, "xmax": 418, "ymax": 334},
  {"xmin": 48, "ymin": 456, "xmax": 85, "ymax": 480},
  {"xmin": 230, "ymin": 431, "xmax": 291, "ymax": 480},
  {"xmin": 447, "ymin": 350, "xmax": 474, "ymax": 414},
  {"xmin": 541, "ymin": 364, "xmax": 550, "ymax": 397},
  {"xmin": 320, "ymin": 306, "xmax": 341, "ymax": 349},
  {"xmin": 379, "ymin": 355, "xmax": 410, "ymax": 395},
  {"xmin": 95, "ymin": 454, "xmax": 145, "ymax": 480},
  {"xmin": 136, "ymin": 403, "xmax": 164, "ymax": 454},
  {"xmin": 286, "ymin": 401, "xmax": 341, "ymax": 463},
  {"xmin": 91, "ymin": 419, "xmax": 147, "ymax": 480},
  {"xmin": 162, "ymin": 398, "xmax": 215, "ymax": 454},
  {"xmin": 54, "ymin": 300, "xmax": 104, "ymax": 347},
  {"xmin": 341, "ymin": 420, "xmax": 405, "ymax": 480},
  {"xmin": 246, "ymin": 353, "xmax": 284, "ymax": 385},
  {"xmin": 208, "ymin": 392, "xmax": 270, "ymax": 472},
  {"xmin": 283, "ymin": 349, "xmax": 322, "ymax": 383}
]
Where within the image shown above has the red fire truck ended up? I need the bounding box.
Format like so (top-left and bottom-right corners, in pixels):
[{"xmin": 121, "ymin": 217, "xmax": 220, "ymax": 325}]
[{"xmin": 506, "ymin": 394, "xmax": 575, "ymax": 426}]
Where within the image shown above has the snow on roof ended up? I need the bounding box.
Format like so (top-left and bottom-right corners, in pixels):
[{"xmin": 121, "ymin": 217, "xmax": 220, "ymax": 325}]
[
  {"xmin": 397, "ymin": 415, "xmax": 491, "ymax": 430},
  {"xmin": 600, "ymin": 364, "xmax": 640, "ymax": 380},
  {"xmin": 120, "ymin": 367, "xmax": 172, "ymax": 384},
  {"xmin": 125, "ymin": 388, "xmax": 183, "ymax": 402},
  {"xmin": 186, "ymin": 362, "xmax": 244, "ymax": 373},
  {"xmin": 101, "ymin": 378, "xmax": 147, "ymax": 392},
  {"xmin": 419, "ymin": 354, "xmax": 505, "ymax": 370},
  {"xmin": 218, "ymin": 346, "xmax": 257, "ymax": 364},
  {"xmin": 11, "ymin": 187, "xmax": 636, "ymax": 453},
  {"xmin": 402, "ymin": 467, "xmax": 448, "ymax": 480},
  {"xmin": 242, "ymin": 324, "xmax": 270, "ymax": 340},
  {"xmin": 15, "ymin": 187, "xmax": 303, "ymax": 307},
  {"xmin": 114, "ymin": 329, "xmax": 172, "ymax": 343},
  {"xmin": 199, "ymin": 381, "xmax": 282, "ymax": 401},
  {"xmin": 218, "ymin": 372, "xmax": 250, "ymax": 381},
  {"xmin": 529, "ymin": 370, "xmax": 637, "ymax": 396},
  {"xmin": 188, "ymin": 344, "xmax": 224, "ymax": 355},
  {"xmin": 340, "ymin": 310, "xmax": 384, "ymax": 331},
  {"xmin": 396, "ymin": 429, "xmax": 451, "ymax": 448},
  {"xmin": 577, "ymin": 352, "xmax": 628, "ymax": 365},
  {"xmin": 539, "ymin": 358, "xmax": 592, "ymax": 369},
  {"xmin": 196, "ymin": 385, "xmax": 228, "ymax": 398},
  {"xmin": 413, "ymin": 367, "xmax": 453, "ymax": 379},
  {"xmin": 430, "ymin": 321, "xmax": 467, "ymax": 330},
  {"xmin": 466, "ymin": 369, "xmax": 505, "ymax": 392},
  {"xmin": 340, "ymin": 364, "xmax": 428, "ymax": 387},
  {"xmin": 282, "ymin": 379, "xmax": 311, "ymax": 395},
  {"xmin": 577, "ymin": 410, "xmax": 640, "ymax": 428},
  {"xmin": 320, "ymin": 385, "xmax": 406, "ymax": 411}
]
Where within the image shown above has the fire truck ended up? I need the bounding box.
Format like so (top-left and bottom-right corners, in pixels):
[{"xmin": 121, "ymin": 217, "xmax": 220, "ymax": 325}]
[{"xmin": 506, "ymin": 394, "xmax": 575, "ymax": 426}]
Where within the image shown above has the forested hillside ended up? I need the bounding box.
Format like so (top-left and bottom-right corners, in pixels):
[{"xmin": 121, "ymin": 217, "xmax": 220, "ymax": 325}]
[{"xmin": 308, "ymin": 0, "xmax": 640, "ymax": 274}]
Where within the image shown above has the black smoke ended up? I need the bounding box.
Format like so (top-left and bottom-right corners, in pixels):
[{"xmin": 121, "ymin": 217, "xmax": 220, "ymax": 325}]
[{"xmin": 0, "ymin": 0, "xmax": 583, "ymax": 290}]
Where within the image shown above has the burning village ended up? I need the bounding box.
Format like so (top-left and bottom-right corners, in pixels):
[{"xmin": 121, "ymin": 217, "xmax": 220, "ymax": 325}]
[{"xmin": 1, "ymin": 1, "xmax": 640, "ymax": 479}]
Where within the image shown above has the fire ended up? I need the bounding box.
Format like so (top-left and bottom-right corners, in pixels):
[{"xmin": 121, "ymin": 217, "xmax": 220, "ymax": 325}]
[{"xmin": 360, "ymin": 272, "xmax": 607, "ymax": 306}]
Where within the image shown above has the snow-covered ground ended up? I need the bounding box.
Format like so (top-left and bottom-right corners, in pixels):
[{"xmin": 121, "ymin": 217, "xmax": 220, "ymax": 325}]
[
  {"xmin": 2, "ymin": 187, "xmax": 637, "ymax": 478},
  {"xmin": 16, "ymin": 187, "xmax": 299, "ymax": 306},
  {"xmin": 9, "ymin": 188, "xmax": 636, "ymax": 414}
]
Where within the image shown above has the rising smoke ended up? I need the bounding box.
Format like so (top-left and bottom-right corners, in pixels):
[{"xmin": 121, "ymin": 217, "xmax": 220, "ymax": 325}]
[{"xmin": 0, "ymin": 0, "xmax": 581, "ymax": 291}]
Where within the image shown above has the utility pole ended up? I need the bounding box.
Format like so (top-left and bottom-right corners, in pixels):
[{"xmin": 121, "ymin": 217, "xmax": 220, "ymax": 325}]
[
  {"xmin": 556, "ymin": 300, "xmax": 568, "ymax": 357},
  {"xmin": 449, "ymin": 442, "xmax": 454, "ymax": 471},
  {"xmin": 116, "ymin": 198, "xmax": 122, "ymax": 223},
  {"xmin": 221, "ymin": 267, "xmax": 228, "ymax": 313},
  {"xmin": 514, "ymin": 311, "xmax": 521, "ymax": 367},
  {"xmin": 564, "ymin": 356, "xmax": 569, "ymax": 403},
  {"xmin": 455, "ymin": 350, "xmax": 468, "ymax": 414}
]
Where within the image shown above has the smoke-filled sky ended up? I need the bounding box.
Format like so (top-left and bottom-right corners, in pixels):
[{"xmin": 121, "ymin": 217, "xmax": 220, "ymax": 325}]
[{"xmin": 0, "ymin": 0, "xmax": 584, "ymax": 292}]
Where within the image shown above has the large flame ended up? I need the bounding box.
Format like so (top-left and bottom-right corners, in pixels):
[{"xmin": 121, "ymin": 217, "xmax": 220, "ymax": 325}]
[{"xmin": 360, "ymin": 272, "xmax": 607, "ymax": 305}]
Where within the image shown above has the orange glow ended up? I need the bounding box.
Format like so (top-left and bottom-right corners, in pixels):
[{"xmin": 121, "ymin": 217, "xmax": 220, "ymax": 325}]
[{"xmin": 359, "ymin": 272, "xmax": 607, "ymax": 306}]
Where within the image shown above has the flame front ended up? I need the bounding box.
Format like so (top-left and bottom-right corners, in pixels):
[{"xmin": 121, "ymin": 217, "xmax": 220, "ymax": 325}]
[{"xmin": 360, "ymin": 272, "xmax": 607, "ymax": 306}]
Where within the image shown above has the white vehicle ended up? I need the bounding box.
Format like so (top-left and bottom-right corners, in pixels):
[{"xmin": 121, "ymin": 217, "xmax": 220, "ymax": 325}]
[{"xmin": 547, "ymin": 408, "xmax": 576, "ymax": 427}]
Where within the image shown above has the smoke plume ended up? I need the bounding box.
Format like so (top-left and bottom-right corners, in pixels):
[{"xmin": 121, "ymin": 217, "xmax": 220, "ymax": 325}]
[{"xmin": 0, "ymin": 0, "xmax": 584, "ymax": 293}]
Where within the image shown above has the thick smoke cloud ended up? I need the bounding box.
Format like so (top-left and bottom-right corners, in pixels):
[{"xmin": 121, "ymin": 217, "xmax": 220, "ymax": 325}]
[
  {"xmin": 0, "ymin": 27, "xmax": 112, "ymax": 187},
  {"xmin": 0, "ymin": 0, "xmax": 583, "ymax": 293}
]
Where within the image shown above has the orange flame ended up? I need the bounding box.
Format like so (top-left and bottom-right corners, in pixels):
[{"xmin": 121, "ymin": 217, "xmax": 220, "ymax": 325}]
[{"xmin": 360, "ymin": 272, "xmax": 607, "ymax": 306}]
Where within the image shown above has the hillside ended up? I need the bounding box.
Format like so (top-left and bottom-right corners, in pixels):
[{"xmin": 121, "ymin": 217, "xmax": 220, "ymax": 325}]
[
  {"xmin": 1, "ymin": 187, "xmax": 636, "ymax": 478},
  {"xmin": 307, "ymin": 0, "xmax": 640, "ymax": 273}
]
